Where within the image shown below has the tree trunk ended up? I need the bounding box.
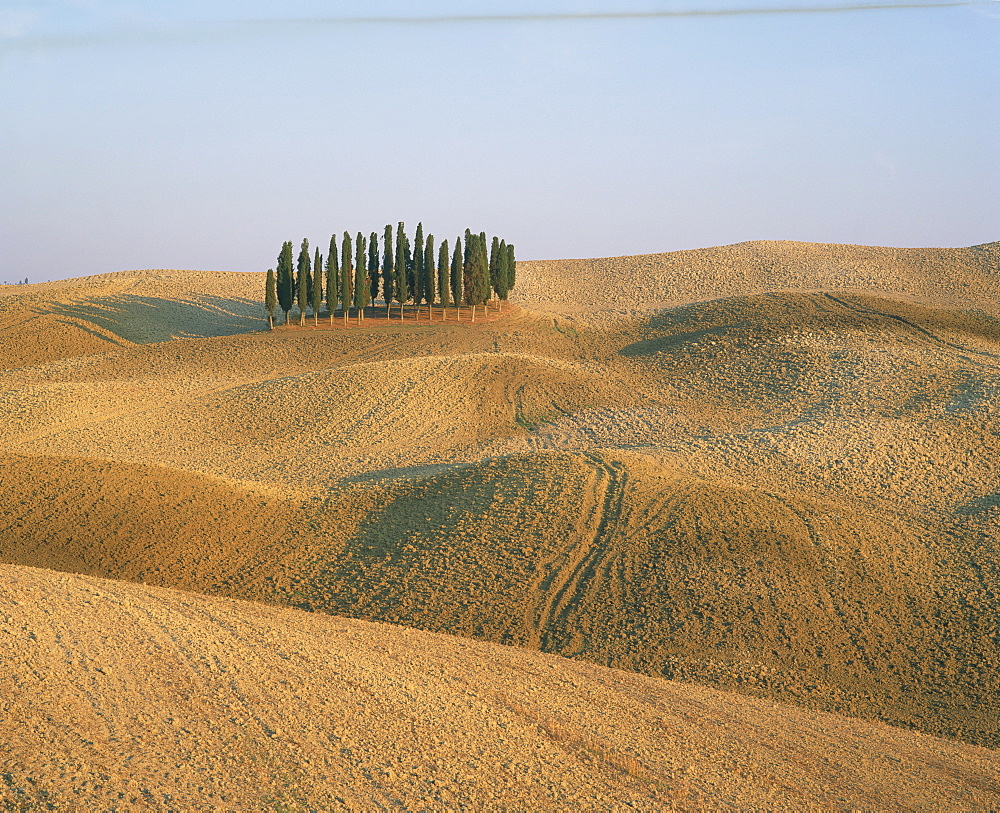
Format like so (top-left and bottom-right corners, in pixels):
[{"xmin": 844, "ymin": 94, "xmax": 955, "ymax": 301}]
[{"xmin": 268, "ymin": 313, "xmax": 274, "ymax": 330}]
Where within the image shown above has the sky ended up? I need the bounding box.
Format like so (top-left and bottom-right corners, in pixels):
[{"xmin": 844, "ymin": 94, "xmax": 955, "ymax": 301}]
[{"xmin": 1, "ymin": 1, "xmax": 998, "ymax": 282}]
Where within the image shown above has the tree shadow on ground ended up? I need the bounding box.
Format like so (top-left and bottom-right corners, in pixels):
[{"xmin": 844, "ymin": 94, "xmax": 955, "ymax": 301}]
[{"xmin": 47, "ymin": 294, "xmax": 264, "ymax": 344}]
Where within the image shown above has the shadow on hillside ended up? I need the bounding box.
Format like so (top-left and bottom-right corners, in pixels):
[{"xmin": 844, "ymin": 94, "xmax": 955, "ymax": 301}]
[
  {"xmin": 955, "ymin": 493, "xmax": 1000, "ymax": 516},
  {"xmin": 48, "ymin": 294, "xmax": 264, "ymax": 344},
  {"xmin": 618, "ymin": 292, "xmax": 1000, "ymax": 359}
]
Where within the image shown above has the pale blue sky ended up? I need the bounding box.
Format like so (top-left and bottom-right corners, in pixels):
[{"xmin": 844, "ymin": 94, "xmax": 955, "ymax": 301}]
[{"xmin": 2, "ymin": 1, "xmax": 998, "ymax": 282}]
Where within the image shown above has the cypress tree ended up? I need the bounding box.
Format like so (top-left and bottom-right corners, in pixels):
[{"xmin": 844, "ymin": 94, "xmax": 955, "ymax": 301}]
[
  {"xmin": 354, "ymin": 231, "xmax": 367, "ymax": 322},
  {"xmin": 423, "ymin": 234, "xmax": 435, "ymax": 319},
  {"xmin": 265, "ymin": 268, "xmax": 277, "ymax": 330},
  {"xmin": 394, "ymin": 221, "xmax": 408, "ymax": 318},
  {"xmin": 368, "ymin": 231, "xmax": 380, "ymax": 310},
  {"xmin": 296, "ymin": 238, "xmax": 311, "ymax": 326},
  {"xmin": 413, "ymin": 222, "xmax": 425, "ymax": 309},
  {"xmin": 404, "ymin": 228, "xmax": 414, "ymax": 313},
  {"xmin": 451, "ymin": 237, "xmax": 463, "ymax": 319},
  {"xmin": 489, "ymin": 235, "xmax": 501, "ymax": 306},
  {"xmin": 438, "ymin": 238, "xmax": 451, "ymax": 314},
  {"xmin": 277, "ymin": 241, "xmax": 294, "ymax": 325},
  {"xmin": 341, "ymin": 231, "xmax": 353, "ymax": 325},
  {"xmin": 496, "ymin": 239, "xmax": 510, "ymax": 310},
  {"xmin": 506, "ymin": 242, "xmax": 516, "ymax": 294},
  {"xmin": 468, "ymin": 233, "xmax": 490, "ymax": 321},
  {"xmin": 326, "ymin": 234, "xmax": 339, "ymax": 325},
  {"xmin": 382, "ymin": 224, "xmax": 394, "ymax": 320},
  {"xmin": 311, "ymin": 247, "xmax": 323, "ymax": 325},
  {"xmin": 463, "ymin": 229, "xmax": 473, "ymax": 307}
]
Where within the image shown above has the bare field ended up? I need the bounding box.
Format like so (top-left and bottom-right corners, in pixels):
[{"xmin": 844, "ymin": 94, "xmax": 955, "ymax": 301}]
[
  {"xmin": 3, "ymin": 564, "xmax": 1000, "ymax": 811},
  {"xmin": 1, "ymin": 239, "xmax": 999, "ymax": 807}
]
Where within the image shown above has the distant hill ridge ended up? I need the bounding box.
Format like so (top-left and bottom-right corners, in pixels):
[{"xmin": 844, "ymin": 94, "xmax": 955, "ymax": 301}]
[{"xmin": 516, "ymin": 240, "xmax": 1000, "ymax": 318}]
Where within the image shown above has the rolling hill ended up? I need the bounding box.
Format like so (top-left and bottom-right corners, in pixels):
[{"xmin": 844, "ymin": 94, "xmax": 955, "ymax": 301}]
[{"xmin": 1, "ymin": 239, "xmax": 999, "ymax": 806}]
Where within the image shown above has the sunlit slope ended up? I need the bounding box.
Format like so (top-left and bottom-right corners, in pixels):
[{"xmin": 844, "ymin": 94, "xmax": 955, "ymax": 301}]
[
  {"xmin": 3, "ymin": 252, "xmax": 1000, "ymax": 751},
  {"xmin": 515, "ymin": 240, "xmax": 1000, "ymax": 319},
  {"xmin": 4, "ymin": 564, "xmax": 1000, "ymax": 812},
  {"xmin": 284, "ymin": 450, "xmax": 1000, "ymax": 747},
  {"xmin": 4, "ymin": 449, "xmax": 997, "ymax": 746}
]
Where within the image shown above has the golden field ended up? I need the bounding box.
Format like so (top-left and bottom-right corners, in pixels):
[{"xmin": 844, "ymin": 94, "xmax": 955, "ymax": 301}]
[{"xmin": 2, "ymin": 239, "xmax": 999, "ymax": 809}]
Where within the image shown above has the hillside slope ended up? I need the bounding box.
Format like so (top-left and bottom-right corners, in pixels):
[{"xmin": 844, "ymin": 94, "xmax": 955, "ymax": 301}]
[
  {"xmin": 3, "ymin": 563, "xmax": 999, "ymax": 811},
  {"xmin": 2, "ymin": 241, "xmax": 999, "ymax": 752}
]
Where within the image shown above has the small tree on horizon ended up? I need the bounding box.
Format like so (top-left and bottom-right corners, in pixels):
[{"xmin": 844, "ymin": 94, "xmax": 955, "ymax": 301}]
[
  {"xmin": 277, "ymin": 241, "xmax": 294, "ymax": 325},
  {"xmin": 265, "ymin": 268, "xmax": 277, "ymax": 329},
  {"xmin": 296, "ymin": 238, "xmax": 311, "ymax": 326}
]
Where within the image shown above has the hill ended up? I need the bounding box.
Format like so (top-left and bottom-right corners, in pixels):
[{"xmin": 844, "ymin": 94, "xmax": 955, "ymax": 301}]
[
  {"xmin": 3, "ymin": 563, "xmax": 999, "ymax": 810},
  {"xmin": 1, "ymin": 240, "xmax": 999, "ymax": 772}
]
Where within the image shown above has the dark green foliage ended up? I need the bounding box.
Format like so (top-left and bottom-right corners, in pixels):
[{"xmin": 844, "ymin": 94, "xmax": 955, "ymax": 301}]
[
  {"xmin": 451, "ymin": 237, "xmax": 463, "ymax": 308},
  {"xmin": 368, "ymin": 231, "xmax": 380, "ymax": 307},
  {"xmin": 506, "ymin": 242, "xmax": 516, "ymax": 293},
  {"xmin": 424, "ymin": 234, "xmax": 435, "ymax": 307},
  {"xmin": 438, "ymin": 239, "xmax": 451, "ymax": 308},
  {"xmin": 277, "ymin": 241, "xmax": 294, "ymax": 324},
  {"xmin": 413, "ymin": 223, "xmax": 425, "ymax": 307},
  {"xmin": 404, "ymin": 228, "xmax": 414, "ymax": 305},
  {"xmin": 489, "ymin": 235, "xmax": 501, "ymax": 301},
  {"xmin": 354, "ymin": 231, "xmax": 367, "ymax": 313},
  {"xmin": 311, "ymin": 248, "xmax": 323, "ymax": 323},
  {"xmin": 495, "ymin": 239, "xmax": 511, "ymax": 302},
  {"xmin": 341, "ymin": 231, "xmax": 353, "ymax": 319},
  {"xmin": 296, "ymin": 238, "xmax": 311, "ymax": 326},
  {"xmin": 394, "ymin": 221, "xmax": 409, "ymax": 310},
  {"xmin": 265, "ymin": 268, "xmax": 277, "ymax": 329},
  {"xmin": 473, "ymin": 232, "xmax": 491, "ymax": 306},
  {"xmin": 382, "ymin": 224, "xmax": 395, "ymax": 310},
  {"xmin": 463, "ymin": 228, "xmax": 473, "ymax": 302},
  {"xmin": 326, "ymin": 235, "xmax": 339, "ymax": 320}
]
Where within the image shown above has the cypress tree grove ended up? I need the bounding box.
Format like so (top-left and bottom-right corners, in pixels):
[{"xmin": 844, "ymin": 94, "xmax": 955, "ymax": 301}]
[
  {"xmin": 413, "ymin": 222, "xmax": 425, "ymax": 310},
  {"xmin": 341, "ymin": 231, "xmax": 353, "ymax": 325},
  {"xmin": 451, "ymin": 237, "xmax": 463, "ymax": 319},
  {"xmin": 368, "ymin": 231, "xmax": 380, "ymax": 311},
  {"xmin": 423, "ymin": 234, "xmax": 435, "ymax": 319},
  {"xmin": 394, "ymin": 221, "xmax": 408, "ymax": 318},
  {"xmin": 326, "ymin": 234, "xmax": 339, "ymax": 325},
  {"xmin": 311, "ymin": 247, "xmax": 323, "ymax": 325},
  {"xmin": 382, "ymin": 224, "xmax": 394, "ymax": 321},
  {"xmin": 354, "ymin": 231, "xmax": 367, "ymax": 323},
  {"xmin": 296, "ymin": 238, "xmax": 311, "ymax": 326},
  {"xmin": 277, "ymin": 241, "xmax": 294, "ymax": 325},
  {"xmin": 265, "ymin": 268, "xmax": 277, "ymax": 330},
  {"xmin": 438, "ymin": 238, "xmax": 451, "ymax": 314}
]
